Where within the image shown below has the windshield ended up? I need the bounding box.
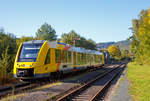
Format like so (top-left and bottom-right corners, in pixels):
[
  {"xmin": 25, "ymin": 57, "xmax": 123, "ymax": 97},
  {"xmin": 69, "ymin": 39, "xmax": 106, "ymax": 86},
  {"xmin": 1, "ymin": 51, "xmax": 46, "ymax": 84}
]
[{"xmin": 18, "ymin": 43, "xmax": 43, "ymax": 62}]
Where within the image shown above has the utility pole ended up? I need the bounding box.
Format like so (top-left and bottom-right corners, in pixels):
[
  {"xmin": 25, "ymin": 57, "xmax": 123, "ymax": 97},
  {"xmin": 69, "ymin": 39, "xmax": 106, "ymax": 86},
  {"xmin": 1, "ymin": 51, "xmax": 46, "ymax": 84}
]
[{"xmin": 73, "ymin": 38, "xmax": 80, "ymax": 47}]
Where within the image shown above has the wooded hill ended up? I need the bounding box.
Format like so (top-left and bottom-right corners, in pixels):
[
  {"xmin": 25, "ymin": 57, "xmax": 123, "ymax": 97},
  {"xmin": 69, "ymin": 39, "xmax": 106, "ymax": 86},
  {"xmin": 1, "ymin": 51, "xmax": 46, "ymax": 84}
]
[{"xmin": 96, "ymin": 40, "xmax": 130, "ymax": 50}]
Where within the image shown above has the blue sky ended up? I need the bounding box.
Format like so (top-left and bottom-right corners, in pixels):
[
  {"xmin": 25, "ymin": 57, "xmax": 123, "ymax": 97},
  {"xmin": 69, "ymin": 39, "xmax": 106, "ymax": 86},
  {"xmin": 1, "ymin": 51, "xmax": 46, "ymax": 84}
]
[{"xmin": 0, "ymin": 0, "xmax": 150, "ymax": 43}]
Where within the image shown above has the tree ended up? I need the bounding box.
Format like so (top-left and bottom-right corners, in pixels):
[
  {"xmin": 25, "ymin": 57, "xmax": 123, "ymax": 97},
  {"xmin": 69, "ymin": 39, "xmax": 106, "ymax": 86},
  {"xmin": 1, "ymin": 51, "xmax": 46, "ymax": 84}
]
[
  {"xmin": 86, "ymin": 39, "xmax": 96, "ymax": 50},
  {"xmin": 130, "ymin": 8, "xmax": 150, "ymax": 64},
  {"xmin": 36, "ymin": 23, "xmax": 57, "ymax": 41},
  {"xmin": 16, "ymin": 36, "xmax": 35, "ymax": 47},
  {"xmin": 61, "ymin": 30, "xmax": 96, "ymax": 50},
  {"xmin": 0, "ymin": 28, "xmax": 17, "ymax": 83},
  {"xmin": 121, "ymin": 49, "xmax": 129, "ymax": 60},
  {"xmin": 0, "ymin": 46, "xmax": 10, "ymax": 82},
  {"xmin": 0, "ymin": 30, "xmax": 17, "ymax": 58},
  {"xmin": 61, "ymin": 30, "xmax": 80, "ymax": 46},
  {"xmin": 108, "ymin": 45, "xmax": 121, "ymax": 59}
]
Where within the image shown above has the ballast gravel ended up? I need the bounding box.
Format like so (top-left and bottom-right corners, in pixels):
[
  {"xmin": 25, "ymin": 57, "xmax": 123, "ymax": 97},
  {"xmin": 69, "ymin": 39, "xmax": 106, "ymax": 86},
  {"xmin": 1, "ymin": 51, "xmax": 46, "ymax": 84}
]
[{"xmin": 3, "ymin": 65, "xmax": 116, "ymax": 101}]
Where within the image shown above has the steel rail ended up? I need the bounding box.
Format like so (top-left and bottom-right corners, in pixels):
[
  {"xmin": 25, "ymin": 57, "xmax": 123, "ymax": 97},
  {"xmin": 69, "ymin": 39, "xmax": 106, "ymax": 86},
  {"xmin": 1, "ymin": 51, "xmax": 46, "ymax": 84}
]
[
  {"xmin": 0, "ymin": 82, "xmax": 30, "ymax": 92},
  {"xmin": 0, "ymin": 64, "xmax": 105, "ymax": 99},
  {"xmin": 56, "ymin": 63, "xmax": 125, "ymax": 101},
  {"xmin": 89, "ymin": 64, "xmax": 125, "ymax": 101},
  {"xmin": 0, "ymin": 82, "xmax": 36, "ymax": 99}
]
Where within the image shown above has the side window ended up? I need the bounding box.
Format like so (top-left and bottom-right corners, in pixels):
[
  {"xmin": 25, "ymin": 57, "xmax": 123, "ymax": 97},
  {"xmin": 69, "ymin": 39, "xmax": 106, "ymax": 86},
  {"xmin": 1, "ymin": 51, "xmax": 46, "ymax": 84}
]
[
  {"xmin": 87, "ymin": 54, "xmax": 90, "ymax": 62},
  {"xmin": 73, "ymin": 52, "xmax": 76, "ymax": 65},
  {"xmin": 62, "ymin": 50, "xmax": 67, "ymax": 63},
  {"xmin": 67, "ymin": 51, "xmax": 72, "ymax": 63},
  {"xmin": 77, "ymin": 53, "xmax": 81, "ymax": 65},
  {"xmin": 81, "ymin": 53, "xmax": 84, "ymax": 64},
  {"xmin": 94, "ymin": 55, "xmax": 97, "ymax": 63},
  {"xmin": 83, "ymin": 53, "xmax": 86, "ymax": 64},
  {"xmin": 100, "ymin": 55, "xmax": 102, "ymax": 63},
  {"xmin": 45, "ymin": 49, "xmax": 51, "ymax": 64},
  {"xmin": 55, "ymin": 49, "xmax": 61, "ymax": 63}
]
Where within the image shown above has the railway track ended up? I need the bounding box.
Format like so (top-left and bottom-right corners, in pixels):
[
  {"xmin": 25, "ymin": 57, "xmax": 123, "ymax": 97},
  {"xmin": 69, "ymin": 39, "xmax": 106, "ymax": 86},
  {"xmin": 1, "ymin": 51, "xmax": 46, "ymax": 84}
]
[
  {"xmin": 0, "ymin": 64, "xmax": 106, "ymax": 99},
  {"xmin": 0, "ymin": 63, "xmax": 124, "ymax": 100},
  {"xmin": 56, "ymin": 63, "xmax": 125, "ymax": 101}
]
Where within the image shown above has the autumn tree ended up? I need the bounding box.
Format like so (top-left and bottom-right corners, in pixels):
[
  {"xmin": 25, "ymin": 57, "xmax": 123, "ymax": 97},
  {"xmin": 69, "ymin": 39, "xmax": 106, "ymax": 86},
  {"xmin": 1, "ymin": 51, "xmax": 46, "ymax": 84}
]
[
  {"xmin": 108, "ymin": 45, "xmax": 121, "ymax": 59},
  {"xmin": 36, "ymin": 23, "xmax": 57, "ymax": 41},
  {"xmin": 130, "ymin": 8, "xmax": 150, "ymax": 64}
]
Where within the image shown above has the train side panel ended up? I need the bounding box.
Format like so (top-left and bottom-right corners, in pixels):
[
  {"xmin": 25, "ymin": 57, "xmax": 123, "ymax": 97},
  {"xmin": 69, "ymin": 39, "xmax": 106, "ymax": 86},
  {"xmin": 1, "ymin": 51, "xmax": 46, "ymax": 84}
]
[{"xmin": 13, "ymin": 40, "xmax": 105, "ymax": 79}]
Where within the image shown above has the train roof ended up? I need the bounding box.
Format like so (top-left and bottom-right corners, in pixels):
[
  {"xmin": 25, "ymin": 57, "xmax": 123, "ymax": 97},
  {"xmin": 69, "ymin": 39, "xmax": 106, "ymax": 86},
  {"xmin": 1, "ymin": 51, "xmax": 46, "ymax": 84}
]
[
  {"xmin": 23, "ymin": 40, "xmax": 46, "ymax": 44},
  {"xmin": 56, "ymin": 41, "xmax": 102, "ymax": 55},
  {"xmin": 23, "ymin": 40, "xmax": 102, "ymax": 55}
]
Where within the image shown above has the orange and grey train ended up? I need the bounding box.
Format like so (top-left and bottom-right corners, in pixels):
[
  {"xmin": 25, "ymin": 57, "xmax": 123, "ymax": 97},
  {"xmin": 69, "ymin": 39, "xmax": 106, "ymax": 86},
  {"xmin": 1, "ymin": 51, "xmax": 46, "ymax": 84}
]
[{"xmin": 13, "ymin": 40, "xmax": 105, "ymax": 79}]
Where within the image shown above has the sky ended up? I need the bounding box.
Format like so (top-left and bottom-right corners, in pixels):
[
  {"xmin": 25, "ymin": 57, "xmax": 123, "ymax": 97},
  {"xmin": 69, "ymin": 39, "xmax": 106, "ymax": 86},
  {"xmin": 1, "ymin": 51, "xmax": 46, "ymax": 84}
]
[{"xmin": 0, "ymin": 0, "xmax": 150, "ymax": 43}]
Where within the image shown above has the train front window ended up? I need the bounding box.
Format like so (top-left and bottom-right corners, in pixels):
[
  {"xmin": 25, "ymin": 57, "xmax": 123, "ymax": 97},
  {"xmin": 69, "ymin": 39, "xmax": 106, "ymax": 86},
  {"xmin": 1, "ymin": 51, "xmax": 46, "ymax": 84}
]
[{"xmin": 18, "ymin": 43, "xmax": 43, "ymax": 62}]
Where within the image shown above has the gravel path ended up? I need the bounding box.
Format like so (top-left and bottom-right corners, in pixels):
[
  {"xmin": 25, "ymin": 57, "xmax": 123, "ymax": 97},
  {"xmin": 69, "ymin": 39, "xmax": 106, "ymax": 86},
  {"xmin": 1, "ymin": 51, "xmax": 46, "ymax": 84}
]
[{"xmin": 110, "ymin": 68, "xmax": 130, "ymax": 101}]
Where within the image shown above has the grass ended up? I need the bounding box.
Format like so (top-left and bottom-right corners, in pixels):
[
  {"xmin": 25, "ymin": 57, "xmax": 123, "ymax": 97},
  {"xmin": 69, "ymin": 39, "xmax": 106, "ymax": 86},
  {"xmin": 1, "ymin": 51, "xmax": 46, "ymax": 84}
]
[
  {"xmin": 1, "ymin": 82, "xmax": 63, "ymax": 101},
  {"xmin": 127, "ymin": 62, "xmax": 150, "ymax": 101},
  {"xmin": 1, "ymin": 93, "xmax": 27, "ymax": 101},
  {"xmin": 117, "ymin": 74, "xmax": 124, "ymax": 88},
  {"xmin": 0, "ymin": 74, "xmax": 19, "ymax": 87},
  {"xmin": 33, "ymin": 82, "xmax": 62, "ymax": 91}
]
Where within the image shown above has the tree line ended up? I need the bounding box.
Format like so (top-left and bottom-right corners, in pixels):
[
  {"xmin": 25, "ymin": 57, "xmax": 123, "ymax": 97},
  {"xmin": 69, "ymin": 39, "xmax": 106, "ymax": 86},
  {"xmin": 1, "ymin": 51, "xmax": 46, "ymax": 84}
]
[
  {"xmin": 130, "ymin": 8, "xmax": 150, "ymax": 64},
  {"xmin": 0, "ymin": 23, "xmax": 96, "ymax": 83}
]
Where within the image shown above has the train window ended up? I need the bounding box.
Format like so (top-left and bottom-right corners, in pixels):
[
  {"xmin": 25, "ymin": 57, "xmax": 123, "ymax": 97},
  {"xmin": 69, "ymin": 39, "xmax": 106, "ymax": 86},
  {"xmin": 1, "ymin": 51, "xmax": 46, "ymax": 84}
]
[
  {"xmin": 91, "ymin": 54, "xmax": 94, "ymax": 63},
  {"xmin": 94, "ymin": 55, "xmax": 97, "ymax": 63},
  {"xmin": 94, "ymin": 55, "xmax": 96, "ymax": 62},
  {"xmin": 100, "ymin": 55, "xmax": 103, "ymax": 63},
  {"xmin": 98, "ymin": 55, "xmax": 101, "ymax": 63},
  {"xmin": 96, "ymin": 55, "xmax": 98, "ymax": 63},
  {"xmin": 81, "ymin": 53, "xmax": 83, "ymax": 64},
  {"xmin": 55, "ymin": 49, "xmax": 61, "ymax": 63},
  {"xmin": 87, "ymin": 54, "xmax": 90, "ymax": 62},
  {"xmin": 95, "ymin": 55, "xmax": 98, "ymax": 63},
  {"xmin": 45, "ymin": 49, "xmax": 51, "ymax": 64},
  {"xmin": 18, "ymin": 43, "xmax": 43, "ymax": 62},
  {"xmin": 73, "ymin": 52, "xmax": 76, "ymax": 65},
  {"xmin": 86, "ymin": 54, "xmax": 89, "ymax": 63},
  {"xmin": 67, "ymin": 51, "xmax": 72, "ymax": 63},
  {"xmin": 81, "ymin": 53, "xmax": 85, "ymax": 64},
  {"xmin": 77, "ymin": 53, "xmax": 81, "ymax": 65},
  {"xmin": 62, "ymin": 50, "xmax": 67, "ymax": 63},
  {"xmin": 85, "ymin": 54, "xmax": 87, "ymax": 64},
  {"xmin": 83, "ymin": 53, "xmax": 86, "ymax": 64}
]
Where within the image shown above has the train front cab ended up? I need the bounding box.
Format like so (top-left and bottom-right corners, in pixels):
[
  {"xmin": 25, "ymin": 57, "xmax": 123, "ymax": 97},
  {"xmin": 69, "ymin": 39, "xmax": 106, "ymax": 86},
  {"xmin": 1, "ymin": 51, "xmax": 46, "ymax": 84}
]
[{"xmin": 13, "ymin": 41, "xmax": 56, "ymax": 79}]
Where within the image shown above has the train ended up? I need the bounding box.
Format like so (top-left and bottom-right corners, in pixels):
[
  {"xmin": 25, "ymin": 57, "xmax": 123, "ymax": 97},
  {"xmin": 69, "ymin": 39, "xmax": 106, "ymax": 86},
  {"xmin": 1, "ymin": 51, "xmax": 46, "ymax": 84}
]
[{"xmin": 13, "ymin": 40, "xmax": 105, "ymax": 79}]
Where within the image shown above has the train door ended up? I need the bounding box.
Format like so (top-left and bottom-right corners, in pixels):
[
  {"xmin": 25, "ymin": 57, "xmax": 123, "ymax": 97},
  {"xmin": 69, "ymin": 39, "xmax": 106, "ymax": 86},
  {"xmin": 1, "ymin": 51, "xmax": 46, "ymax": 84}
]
[{"xmin": 43, "ymin": 48, "xmax": 51, "ymax": 74}]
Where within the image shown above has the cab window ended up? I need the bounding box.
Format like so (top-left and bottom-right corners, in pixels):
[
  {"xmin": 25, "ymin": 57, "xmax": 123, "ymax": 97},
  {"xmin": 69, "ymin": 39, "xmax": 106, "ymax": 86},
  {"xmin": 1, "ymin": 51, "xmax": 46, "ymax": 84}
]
[{"xmin": 45, "ymin": 49, "xmax": 51, "ymax": 64}]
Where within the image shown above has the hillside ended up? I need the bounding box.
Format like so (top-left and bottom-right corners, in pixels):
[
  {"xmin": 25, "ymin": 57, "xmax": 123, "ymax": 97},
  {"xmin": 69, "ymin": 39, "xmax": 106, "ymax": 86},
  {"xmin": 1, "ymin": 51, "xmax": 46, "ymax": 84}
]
[{"xmin": 97, "ymin": 40, "xmax": 130, "ymax": 50}]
